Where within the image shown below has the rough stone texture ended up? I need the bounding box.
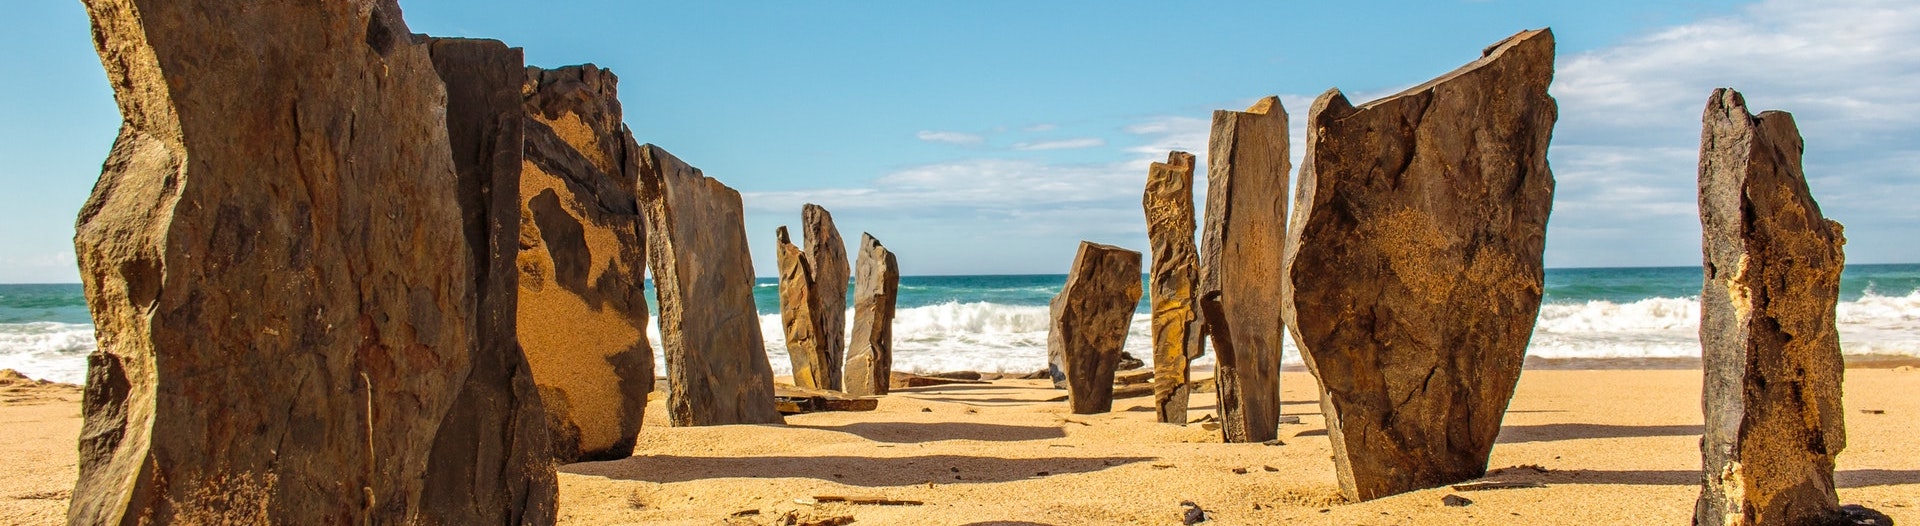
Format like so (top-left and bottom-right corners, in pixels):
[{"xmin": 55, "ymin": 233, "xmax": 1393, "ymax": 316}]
[
  {"xmin": 1049, "ymin": 242, "xmax": 1144, "ymax": 415},
  {"xmin": 1144, "ymin": 151, "xmax": 1203, "ymax": 425},
  {"xmin": 802, "ymin": 204, "xmax": 851, "ymax": 391},
  {"xmin": 637, "ymin": 144, "xmax": 784, "ymax": 426},
  {"xmin": 71, "ymin": 1, "xmax": 476, "ymax": 522},
  {"xmin": 423, "ymin": 36, "xmax": 558, "ymax": 525},
  {"xmin": 1282, "ymin": 29, "xmax": 1557, "ymax": 501},
  {"xmin": 1695, "ymin": 88, "xmax": 1849, "ymax": 526},
  {"xmin": 1197, "ymin": 96, "xmax": 1290, "ymax": 443},
  {"xmin": 518, "ymin": 63, "xmax": 654, "ymax": 462},
  {"xmin": 777, "ymin": 226, "xmax": 831, "ymax": 389},
  {"xmin": 846, "ymin": 233, "xmax": 900, "ymax": 396}
]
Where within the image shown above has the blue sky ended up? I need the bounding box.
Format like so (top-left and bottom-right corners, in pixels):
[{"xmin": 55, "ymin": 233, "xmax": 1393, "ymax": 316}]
[{"xmin": 2, "ymin": 0, "xmax": 1915, "ymax": 282}]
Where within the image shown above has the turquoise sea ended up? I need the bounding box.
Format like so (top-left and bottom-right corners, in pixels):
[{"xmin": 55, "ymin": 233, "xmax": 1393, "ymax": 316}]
[{"xmin": 4, "ymin": 264, "xmax": 1918, "ymax": 383}]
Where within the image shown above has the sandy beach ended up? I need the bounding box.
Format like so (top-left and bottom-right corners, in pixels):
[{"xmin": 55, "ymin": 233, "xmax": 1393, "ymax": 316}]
[{"xmin": 2, "ymin": 366, "xmax": 1913, "ymax": 525}]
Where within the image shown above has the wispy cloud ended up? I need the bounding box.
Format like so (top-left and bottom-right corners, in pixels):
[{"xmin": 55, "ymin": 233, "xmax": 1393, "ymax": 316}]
[
  {"xmin": 1543, "ymin": 0, "xmax": 1920, "ymax": 265},
  {"xmin": 1011, "ymin": 137, "xmax": 1106, "ymax": 151},
  {"xmin": 1023, "ymin": 123, "xmax": 1058, "ymax": 132},
  {"xmin": 915, "ymin": 130, "xmax": 986, "ymax": 145}
]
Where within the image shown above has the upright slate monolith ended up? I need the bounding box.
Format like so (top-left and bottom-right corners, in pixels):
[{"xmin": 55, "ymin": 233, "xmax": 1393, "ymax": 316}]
[
  {"xmin": 424, "ymin": 36, "xmax": 558, "ymax": 525},
  {"xmin": 846, "ymin": 233, "xmax": 900, "ymax": 396},
  {"xmin": 637, "ymin": 145, "xmax": 784, "ymax": 426},
  {"xmin": 1049, "ymin": 242, "xmax": 1144, "ymax": 415},
  {"xmin": 1144, "ymin": 151, "xmax": 1202, "ymax": 424},
  {"xmin": 1198, "ymin": 96, "xmax": 1289, "ymax": 443},
  {"xmin": 776, "ymin": 226, "xmax": 831, "ymax": 389},
  {"xmin": 1283, "ymin": 29, "xmax": 1557, "ymax": 501},
  {"xmin": 1695, "ymin": 88, "xmax": 1850, "ymax": 526},
  {"xmin": 71, "ymin": 1, "xmax": 489, "ymax": 522},
  {"xmin": 802, "ymin": 204, "xmax": 851, "ymax": 391},
  {"xmin": 518, "ymin": 64, "xmax": 654, "ymax": 462}
]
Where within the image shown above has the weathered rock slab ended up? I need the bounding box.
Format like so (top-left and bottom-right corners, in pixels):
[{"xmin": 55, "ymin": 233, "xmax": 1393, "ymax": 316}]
[
  {"xmin": 803, "ymin": 204, "xmax": 851, "ymax": 391},
  {"xmin": 777, "ymin": 226, "xmax": 831, "ymax": 389},
  {"xmin": 1199, "ymin": 96, "xmax": 1290, "ymax": 443},
  {"xmin": 71, "ymin": 1, "xmax": 481, "ymax": 522},
  {"xmin": 1144, "ymin": 151, "xmax": 1202, "ymax": 424},
  {"xmin": 424, "ymin": 36, "xmax": 558, "ymax": 524},
  {"xmin": 1283, "ymin": 29, "xmax": 1557, "ymax": 501},
  {"xmin": 518, "ymin": 63, "xmax": 654, "ymax": 462},
  {"xmin": 1049, "ymin": 242, "xmax": 1143, "ymax": 415},
  {"xmin": 637, "ymin": 144, "xmax": 784, "ymax": 426},
  {"xmin": 846, "ymin": 233, "xmax": 900, "ymax": 396},
  {"xmin": 1695, "ymin": 88, "xmax": 1850, "ymax": 526}
]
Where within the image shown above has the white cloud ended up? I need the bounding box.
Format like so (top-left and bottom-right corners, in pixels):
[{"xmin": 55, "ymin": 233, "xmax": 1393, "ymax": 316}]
[
  {"xmin": 1544, "ymin": 0, "xmax": 1920, "ymax": 265},
  {"xmin": 1023, "ymin": 123, "xmax": 1058, "ymax": 132},
  {"xmin": 915, "ymin": 130, "xmax": 986, "ymax": 145},
  {"xmin": 1011, "ymin": 137, "xmax": 1106, "ymax": 151},
  {"xmin": 1555, "ymin": 0, "xmax": 1920, "ymax": 138}
]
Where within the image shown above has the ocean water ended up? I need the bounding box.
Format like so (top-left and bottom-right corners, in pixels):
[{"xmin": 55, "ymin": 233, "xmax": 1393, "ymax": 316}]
[{"xmin": 5, "ymin": 264, "xmax": 1919, "ymax": 384}]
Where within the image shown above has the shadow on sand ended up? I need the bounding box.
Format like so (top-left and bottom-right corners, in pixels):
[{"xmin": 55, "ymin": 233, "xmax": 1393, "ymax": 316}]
[
  {"xmin": 1495, "ymin": 423, "xmax": 1703, "ymax": 444},
  {"xmin": 563, "ymin": 454, "xmax": 1153, "ymax": 487},
  {"xmin": 1512, "ymin": 468, "xmax": 1920, "ymax": 489},
  {"xmin": 790, "ymin": 421, "xmax": 1066, "ymax": 443}
]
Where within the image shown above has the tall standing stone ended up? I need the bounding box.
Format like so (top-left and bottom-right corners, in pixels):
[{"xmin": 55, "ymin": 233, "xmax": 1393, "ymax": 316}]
[
  {"xmin": 637, "ymin": 144, "xmax": 784, "ymax": 426},
  {"xmin": 1050, "ymin": 242, "xmax": 1144, "ymax": 415},
  {"xmin": 1695, "ymin": 88, "xmax": 1849, "ymax": 526},
  {"xmin": 802, "ymin": 204, "xmax": 851, "ymax": 391},
  {"xmin": 518, "ymin": 64, "xmax": 654, "ymax": 462},
  {"xmin": 1144, "ymin": 151, "xmax": 1203, "ymax": 424},
  {"xmin": 1198, "ymin": 96, "xmax": 1290, "ymax": 443},
  {"xmin": 1283, "ymin": 29, "xmax": 1557, "ymax": 501},
  {"xmin": 776, "ymin": 226, "xmax": 831, "ymax": 389},
  {"xmin": 423, "ymin": 36, "xmax": 558, "ymax": 525},
  {"xmin": 71, "ymin": 1, "xmax": 483, "ymax": 522},
  {"xmin": 846, "ymin": 233, "xmax": 900, "ymax": 396}
]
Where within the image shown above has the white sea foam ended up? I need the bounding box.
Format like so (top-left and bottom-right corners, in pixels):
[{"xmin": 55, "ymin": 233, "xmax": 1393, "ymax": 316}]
[
  {"xmin": 9, "ymin": 293, "xmax": 1918, "ymax": 385},
  {"xmin": 0, "ymin": 322, "xmax": 95, "ymax": 384}
]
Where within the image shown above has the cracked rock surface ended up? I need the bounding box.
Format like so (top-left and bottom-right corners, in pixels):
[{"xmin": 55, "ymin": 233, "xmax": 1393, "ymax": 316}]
[{"xmin": 1283, "ymin": 28, "xmax": 1558, "ymax": 501}]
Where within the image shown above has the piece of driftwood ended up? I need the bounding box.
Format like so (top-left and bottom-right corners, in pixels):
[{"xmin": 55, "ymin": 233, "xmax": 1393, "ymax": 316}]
[
  {"xmin": 889, "ymin": 371, "xmax": 990, "ymax": 388},
  {"xmin": 810, "ymin": 495, "xmax": 924, "ymax": 506},
  {"xmin": 1113, "ymin": 383, "xmax": 1155, "ymax": 400},
  {"xmin": 1114, "ymin": 369, "xmax": 1154, "ymax": 385},
  {"xmin": 1450, "ymin": 481, "xmax": 1548, "ymax": 491},
  {"xmin": 773, "ymin": 385, "xmax": 879, "ymax": 415}
]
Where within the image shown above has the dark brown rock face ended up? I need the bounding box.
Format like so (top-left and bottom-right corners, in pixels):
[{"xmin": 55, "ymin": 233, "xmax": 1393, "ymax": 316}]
[
  {"xmin": 1695, "ymin": 88, "xmax": 1849, "ymax": 526},
  {"xmin": 802, "ymin": 204, "xmax": 851, "ymax": 391},
  {"xmin": 1049, "ymin": 242, "xmax": 1144, "ymax": 415},
  {"xmin": 1144, "ymin": 151, "xmax": 1203, "ymax": 425},
  {"xmin": 1283, "ymin": 29, "xmax": 1557, "ymax": 501},
  {"xmin": 637, "ymin": 144, "xmax": 784, "ymax": 426},
  {"xmin": 846, "ymin": 233, "xmax": 900, "ymax": 396},
  {"xmin": 1198, "ymin": 96, "xmax": 1290, "ymax": 443},
  {"xmin": 423, "ymin": 36, "xmax": 558, "ymax": 525},
  {"xmin": 72, "ymin": 1, "xmax": 476, "ymax": 522},
  {"xmin": 518, "ymin": 64, "xmax": 654, "ymax": 462},
  {"xmin": 776, "ymin": 226, "xmax": 831, "ymax": 389}
]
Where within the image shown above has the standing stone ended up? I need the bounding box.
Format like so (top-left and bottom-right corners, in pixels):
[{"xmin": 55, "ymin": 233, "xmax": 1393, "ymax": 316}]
[
  {"xmin": 1695, "ymin": 88, "xmax": 1849, "ymax": 526},
  {"xmin": 637, "ymin": 144, "xmax": 784, "ymax": 426},
  {"xmin": 424, "ymin": 37, "xmax": 558, "ymax": 525},
  {"xmin": 846, "ymin": 233, "xmax": 900, "ymax": 396},
  {"xmin": 776, "ymin": 226, "xmax": 831, "ymax": 389},
  {"xmin": 1144, "ymin": 151, "xmax": 1203, "ymax": 424},
  {"xmin": 1049, "ymin": 242, "xmax": 1144, "ymax": 415},
  {"xmin": 802, "ymin": 204, "xmax": 851, "ymax": 391},
  {"xmin": 1282, "ymin": 29, "xmax": 1557, "ymax": 501},
  {"xmin": 518, "ymin": 64, "xmax": 654, "ymax": 462},
  {"xmin": 71, "ymin": 1, "xmax": 478, "ymax": 522},
  {"xmin": 1198, "ymin": 96, "xmax": 1290, "ymax": 443}
]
